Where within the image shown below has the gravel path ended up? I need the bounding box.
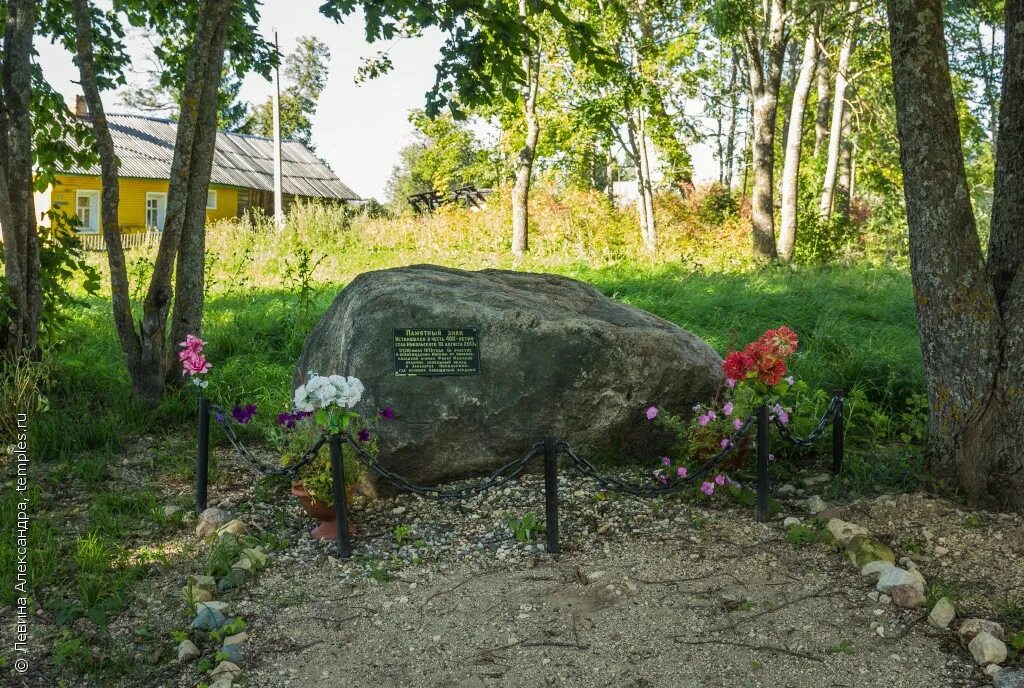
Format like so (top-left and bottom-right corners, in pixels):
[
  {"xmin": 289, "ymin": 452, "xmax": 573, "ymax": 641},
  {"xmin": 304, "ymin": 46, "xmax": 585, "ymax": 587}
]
[{"xmin": 219, "ymin": 472, "xmax": 986, "ymax": 688}]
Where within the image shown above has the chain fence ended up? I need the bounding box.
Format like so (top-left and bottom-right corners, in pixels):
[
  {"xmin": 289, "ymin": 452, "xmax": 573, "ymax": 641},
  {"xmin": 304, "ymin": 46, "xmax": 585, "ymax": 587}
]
[{"xmin": 195, "ymin": 395, "xmax": 845, "ymax": 559}]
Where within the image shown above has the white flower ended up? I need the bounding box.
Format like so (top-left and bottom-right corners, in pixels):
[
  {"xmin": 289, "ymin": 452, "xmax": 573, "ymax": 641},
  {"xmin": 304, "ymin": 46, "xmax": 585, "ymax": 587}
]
[
  {"xmin": 335, "ymin": 376, "xmax": 364, "ymax": 408},
  {"xmin": 293, "ymin": 383, "xmax": 314, "ymax": 412}
]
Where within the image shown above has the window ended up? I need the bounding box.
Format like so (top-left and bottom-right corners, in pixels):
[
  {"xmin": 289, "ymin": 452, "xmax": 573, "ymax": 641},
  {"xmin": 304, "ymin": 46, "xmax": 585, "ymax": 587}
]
[
  {"xmin": 75, "ymin": 190, "xmax": 100, "ymax": 233},
  {"xmin": 206, "ymin": 190, "xmax": 217, "ymax": 210},
  {"xmin": 145, "ymin": 192, "xmax": 167, "ymax": 231}
]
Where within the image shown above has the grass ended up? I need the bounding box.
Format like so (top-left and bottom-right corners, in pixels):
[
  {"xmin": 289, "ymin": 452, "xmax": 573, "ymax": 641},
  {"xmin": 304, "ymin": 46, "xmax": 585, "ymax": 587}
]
[{"xmin": 1, "ymin": 190, "xmax": 927, "ymax": 685}]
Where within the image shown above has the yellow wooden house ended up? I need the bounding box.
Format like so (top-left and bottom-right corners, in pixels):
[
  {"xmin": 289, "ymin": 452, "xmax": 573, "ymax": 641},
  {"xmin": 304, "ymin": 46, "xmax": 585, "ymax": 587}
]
[{"xmin": 35, "ymin": 107, "xmax": 360, "ymax": 238}]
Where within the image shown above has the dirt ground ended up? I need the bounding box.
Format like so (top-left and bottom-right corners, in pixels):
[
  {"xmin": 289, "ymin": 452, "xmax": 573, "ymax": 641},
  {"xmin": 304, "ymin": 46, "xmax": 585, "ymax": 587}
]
[{"xmin": 10, "ymin": 439, "xmax": 1022, "ymax": 688}]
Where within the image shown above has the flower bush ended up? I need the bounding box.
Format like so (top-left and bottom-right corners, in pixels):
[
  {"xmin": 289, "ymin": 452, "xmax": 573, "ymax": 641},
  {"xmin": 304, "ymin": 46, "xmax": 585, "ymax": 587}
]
[
  {"xmin": 647, "ymin": 327, "xmax": 802, "ymax": 497},
  {"xmin": 279, "ymin": 371, "xmax": 396, "ymax": 506}
]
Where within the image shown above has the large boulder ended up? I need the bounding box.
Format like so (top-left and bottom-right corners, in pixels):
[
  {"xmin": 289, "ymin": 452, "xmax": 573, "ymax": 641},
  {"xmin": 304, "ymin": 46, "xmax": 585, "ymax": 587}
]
[{"xmin": 295, "ymin": 265, "xmax": 722, "ymax": 489}]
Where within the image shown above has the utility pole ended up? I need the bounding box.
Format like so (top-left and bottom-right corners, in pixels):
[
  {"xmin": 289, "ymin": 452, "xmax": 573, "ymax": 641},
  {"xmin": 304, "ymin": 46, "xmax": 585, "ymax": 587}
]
[{"xmin": 272, "ymin": 31, "xmax": 284, "ymax": 228}]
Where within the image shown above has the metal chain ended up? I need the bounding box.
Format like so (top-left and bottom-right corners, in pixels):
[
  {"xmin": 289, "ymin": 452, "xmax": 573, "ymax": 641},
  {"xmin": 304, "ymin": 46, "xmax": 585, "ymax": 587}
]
[
  {"xmin": 772, "ymin": 396, "xmax": 841, "ymax": 447},
  {"xmin": 559, "ymin": 419, "xmax": 755, "ymax": 498},
  {"xmin": 212, "ymin": 406, "xmax": 329, "ymax": 477},
  {"xmin": 342, "ymin": 434, "xmax": 544, "ymax": 500}
]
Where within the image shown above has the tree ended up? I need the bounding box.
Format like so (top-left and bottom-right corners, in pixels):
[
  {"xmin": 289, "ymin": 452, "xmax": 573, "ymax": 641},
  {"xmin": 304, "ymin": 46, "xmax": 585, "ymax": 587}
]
[
  {"xmin": 70, "ymin": 0, "xmax": 269, "ymax": 399},
  {"xmin": 243, "ymin": 36, "xmax": 331, "ymax": 147},
  {"xmin": 738, "ymin": 0, "xmax": 788, "ymax": 261},
  {"xmin": 384, "ymin": 110, "xmax": 490, "ymax": 209},
  {"xmin": 819, "ymin": 0, "xmax": 861, "ymax": 221},
  {"xmin": 511, "ymin": 0, "xmax": 541, "ymax": 257},
  {"xmin": 0, "ymin": 0, "xmax": 41, "ymax": 357},
  {"xmin": 120, "ymin": 62, "xmax": 250, "ymax": 131},
  {"xmin": 886, "ymin": 0, "xmax": 1024, "ymax": 510},
  {"xmin": 778, "ymin": 8, "xmax": 821, "ymax": 261}
]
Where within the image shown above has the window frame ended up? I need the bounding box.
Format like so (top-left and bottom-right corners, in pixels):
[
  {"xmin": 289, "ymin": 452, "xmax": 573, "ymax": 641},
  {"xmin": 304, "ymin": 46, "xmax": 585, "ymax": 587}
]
[
  {"xmin": 75, "ymin": 189, "xmax": 100, "ymax": 234},
  {"xmin": 145, "ymin": 191, "xmax": 168, "ymax": 231},
  {"xmin": 206, "ymin": 189, "xmax": 217, "ymax": 210}
]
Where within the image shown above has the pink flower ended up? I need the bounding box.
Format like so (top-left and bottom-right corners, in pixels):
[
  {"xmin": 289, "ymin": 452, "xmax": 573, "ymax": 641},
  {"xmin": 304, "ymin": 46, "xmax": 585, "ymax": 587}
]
[
  {"xmin": 179, "ymin": 349, "xmax": 211, "ymax": 376},
  {"xmin": 698, "ymin": 414, "xmax": 710, "ymax": 427},
  {"xmin": 661, "ymin": 456, "xmax": 671, "ymax": 466},
  {"xmin": 714, "ymin": 474, "xmax": 726, "ymax": 486},
  {"xmin": 657, "ymin": 473, "xmax": 668, "ymax": 485},
  {"xmin": 179, "ymin": 334, "xmax": 206, "ymax": 353},
  {"xmin": 733, "ymin": 418, "xmax": 744, "ymax": 430},
  {"xmin": 774, "ymin": 403, "xmax": 790, "ymax": 425},
  {"xmin": 768, "ymin": 453, "xmax": 776, "ymax": 462},
  {"xmin": 707, "ymin": 410, "xmax": 717, "ymax": 421},
  {"xmin": 645, "ymin": 406, "xmax": 659, "ymax": 420},
  {"xmin": 677, "ymin": 466, "xmax": 688, "ymax": 478},
  {"xmin": 726, "ymin": 378, "xmax": 737, "ymax": 388},
  {"xmin": 720, "ymin": 438, "xmax": 732, "ymax": 449},
  {"xmin": 785, "ymin": 375, "xmax": 795, "ymax": 385},
  {"xmin": 722, "ymin": 401, "xmax": 733, "ymax": 416},
  {"xmin": 700, "ymin": 481, "xmax": 714, "ymax": 496}
]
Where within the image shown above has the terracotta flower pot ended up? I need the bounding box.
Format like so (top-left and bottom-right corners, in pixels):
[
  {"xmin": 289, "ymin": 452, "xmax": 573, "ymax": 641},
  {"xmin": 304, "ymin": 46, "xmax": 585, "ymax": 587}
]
[{"xmin": 291, "ymin": 480, "xmax": 356, "ymax": 539}]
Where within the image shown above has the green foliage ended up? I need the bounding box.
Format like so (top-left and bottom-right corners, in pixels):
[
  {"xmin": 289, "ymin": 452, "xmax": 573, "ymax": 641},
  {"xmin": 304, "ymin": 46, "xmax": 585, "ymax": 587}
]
[
  {"xmin": 785, "ymin": 523, "xmax": 824, "ymax": 547},
  {"xmin": 830, "ymin": 639, "xmax": 856, "ymax": 655},
  {"xmin": 242, "ymin": 36, "xmax": 331, "ymax": 146},
  {"xmin": 505, "ymin": 513, "xmax": 544, "ymax": 542},
  {"xmin": 385, "ymin": 110, "xmax": 496, "ymax": 210},
  {"xmin": 394, "ymin": 524, "xmax": 413, "ymax": 547}
]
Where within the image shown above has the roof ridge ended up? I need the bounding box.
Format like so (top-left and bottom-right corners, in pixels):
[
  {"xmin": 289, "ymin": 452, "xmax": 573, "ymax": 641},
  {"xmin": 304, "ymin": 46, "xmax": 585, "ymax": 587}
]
[{"xmin": 96, "ymin": 111, "xmax": 305, "ymax": 145}]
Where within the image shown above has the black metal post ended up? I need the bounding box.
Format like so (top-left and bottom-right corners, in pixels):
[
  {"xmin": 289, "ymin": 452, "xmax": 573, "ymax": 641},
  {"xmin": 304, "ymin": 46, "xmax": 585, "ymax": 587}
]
[
  {"xmin": 196, "ymin": 396, "xmax": 210, "ymax": 514},
  {"xmin": 329, "ymin": 433, "xmax": 351, "ymax": 559},
  {"xmin": 756, "ymin": 403, "xmax": 770, "ymax": 523},
  {"xmin": 543, "ymin": 437, "xmax": 560, "ymax": 554},
  {"xmin": 832, "ymin": 394, "xmax": 845, "ymax": 474}
]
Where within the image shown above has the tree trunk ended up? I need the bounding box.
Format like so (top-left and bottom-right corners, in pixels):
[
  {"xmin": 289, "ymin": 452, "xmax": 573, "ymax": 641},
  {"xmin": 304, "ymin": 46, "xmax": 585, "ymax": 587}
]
[
  {"xmin": 605, "ymin": 145, "xmax": 615, "ymax": 204},
  {"xmin": 887, "ymin": 0, "xmax": 1024, "ymax": 511},
  {"xmin": 778, "ymin": 21, "xmax": 820, "ymax": 262},
  {"xmin": 814, "ymin": 47, "xmax": 831, "ymax": 155},
  {"xmin": 511, "ymin": 0, "xmax": 540, "ymax": 258},
  {"xmin": 168, "ymin": 23, "xmax": 232, "ymax": 377},
  {"xmin": 635, "ymin": 109, "xmax": 657, "ymax": 252},
  {"xmin": 626, "ymin": 116, "xmax": 652, "ymax": 248},
  {"xmin": 0, "ymin": 0, "xmax": 42, "ymax": 357},
  {"xmin": 71, "ymin": 0, "xmax": 141, "ymax": 372},
  {"xmin": 819, "ymin": 0, "xmax": 861, "ymax": 221},
  {"xmin": 834, "ymin": 101, "xmax": 854, "ymax": 219},
  {"xmin": 743, "ymin": 0, "xmax": 787, "ymax": 261},
  {"xmin": 723, "ymin": 49, "xmax": 739, "ymax": 189},
  {"xmin": 73, "ymin": 0, "xmax": 233, "ymax": 400}
]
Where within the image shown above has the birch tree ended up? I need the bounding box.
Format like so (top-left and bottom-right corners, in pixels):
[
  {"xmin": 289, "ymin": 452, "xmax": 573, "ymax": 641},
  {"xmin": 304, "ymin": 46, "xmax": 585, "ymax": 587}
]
[
  {"xmin": 778, "ymin": 9, "xmax": 821, "ymax": 261},
  {"xmin": 819, "ymin": 0, "xmax": 861, "ymax": 221}
]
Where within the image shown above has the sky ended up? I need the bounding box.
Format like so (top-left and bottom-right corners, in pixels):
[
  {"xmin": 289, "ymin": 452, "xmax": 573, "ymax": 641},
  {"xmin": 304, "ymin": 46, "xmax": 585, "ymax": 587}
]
[{"xmin": 37, "ymin": 2, "xmax": 718, "ymax": 200}]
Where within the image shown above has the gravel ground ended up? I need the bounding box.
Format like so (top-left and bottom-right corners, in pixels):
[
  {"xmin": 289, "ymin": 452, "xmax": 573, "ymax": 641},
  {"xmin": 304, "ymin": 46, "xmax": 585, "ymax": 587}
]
[
  {"xmin": 224, "ymin": 469, "xmax": 992, "ymax": 688},
  {"xmin": 10, "ymin": 440, "xmax": 1021, "ymax": 688}
]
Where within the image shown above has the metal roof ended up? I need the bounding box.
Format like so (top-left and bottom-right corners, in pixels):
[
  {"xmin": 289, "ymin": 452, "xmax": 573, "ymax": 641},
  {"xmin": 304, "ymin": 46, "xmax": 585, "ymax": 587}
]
[{"xmin": 64, "ymin": 114, "xmax": 360, "ymax": 201}]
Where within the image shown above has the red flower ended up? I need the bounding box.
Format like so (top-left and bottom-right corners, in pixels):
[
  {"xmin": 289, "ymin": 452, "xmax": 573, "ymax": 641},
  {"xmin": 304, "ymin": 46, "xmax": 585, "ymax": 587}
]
[
  {"xmin": 722, "ymin": 351, "xmax": 752, "ymax": 380},
  {"xmin": 758, "ymin": 326, "xmax": 798, "ymax": 357}
]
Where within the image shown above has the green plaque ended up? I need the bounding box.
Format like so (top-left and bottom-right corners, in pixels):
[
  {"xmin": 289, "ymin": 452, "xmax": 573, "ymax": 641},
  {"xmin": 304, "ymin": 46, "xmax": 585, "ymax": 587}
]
[{"xmin": 394, "ymin": 328, "xmax": 480, "ymax": 377}]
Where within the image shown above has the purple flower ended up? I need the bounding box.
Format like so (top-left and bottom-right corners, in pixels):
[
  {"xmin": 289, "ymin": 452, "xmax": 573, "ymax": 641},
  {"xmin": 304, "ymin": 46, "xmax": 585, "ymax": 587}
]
[
  {"xmin": 707, "ymin": 410, "xmax": 717, "ymax": 422},
  {"xmin": 214, "ymin": 411, "xmax": 225, "ymax": 424},
  {"xmin": 722, "ymin": 401, "xmax": 734, "ymax": 416},
  {"xmin": 231, "ymin": 404, "xmax": 257, "ymax": 425},
  {"xmin": 656, "ymin": 473, "xmax": 668, "ymax": 485},
  {"xmin": 357, "ymin": 427, "xmax": 371, "ymax": 443},
  {"xmin": 661, "ymin": 456, "xmax": 671, "ymax": 466},
  {"xmin": 378, "ymin": 406, "xmax": 396, "ymax": 420},
  {"xmin": 700, "ymin": 481, "xmax": 715, "ymax": 496},
  {"xmin": 733, "ymin": 418, "xmax": 744, "ymax": 430},
  {"xmin": 774, "ymin": 403, "xmax": 790, "ymax": 426},
  {"xmin": 726, "ymin": 378, "xmax": 737, "ymax": 388},
  {"xmin": 677, "ymin": 466, "xmax": 688, "ymax": 479},
  {"xmin": 698, "ymin": 414, "xmax": 710, "ymax": 427},
  {"xmin": 720, "ymin": 438, "xmax": 732, "ymax": 449},
  {"xmin": 785, "ymin": 375, "xmax": 795, "ymax": 385},
  {"xmin": 645, "ymin": 406, "xmax": 659, "ymax": 420},
  {"xmin": 768, "ymin": 453, "xmax": 776, "ymax": 462},
  {"xmin": 276, "ymin": 410, "xmax": 311, "ymax": 429},
  {"xmin": 714, "ymin": 474, "xmax": 726, "ymax": 486}
]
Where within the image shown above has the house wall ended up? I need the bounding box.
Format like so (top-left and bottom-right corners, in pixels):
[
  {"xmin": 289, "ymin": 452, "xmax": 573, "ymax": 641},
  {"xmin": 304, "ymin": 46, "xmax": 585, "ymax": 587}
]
[{"xmin": 46, "ymin": 175, "xmax": 239, "ymax": 233}]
